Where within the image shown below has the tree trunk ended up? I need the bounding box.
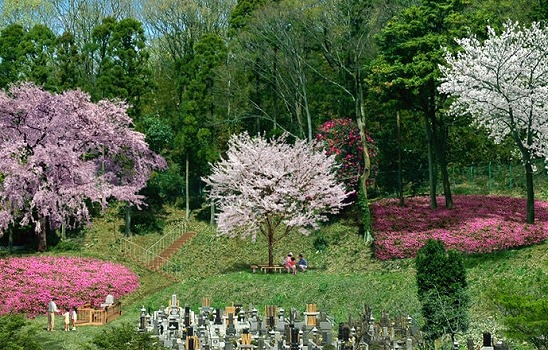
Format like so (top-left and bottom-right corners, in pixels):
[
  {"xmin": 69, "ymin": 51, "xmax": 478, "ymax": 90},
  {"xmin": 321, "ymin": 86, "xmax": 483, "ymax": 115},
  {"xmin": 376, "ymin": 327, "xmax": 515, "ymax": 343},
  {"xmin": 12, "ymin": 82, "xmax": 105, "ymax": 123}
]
[
  {"xmin": 424, "ymin": 114, "xmax": 438, "ymax": 209},
  {"xmin": 125, "ymin": 204, "xmax": 131, "ymax": 237},
  {"xmin": 37, "ymin": 217, "xmax": 47, "ymax": 252},
  {"xmin": 297, "ymin": 62, "xmax": 312, "ymax": 142},
  {"xmin": 397, "ymin": 111, "xmax": 404, "ymax": 206},
  {"xmin": 185, "ymin": 153, "xmax": 190, "ymax": 220},
  {"xmin": 210, "ymin": 201, "xmax": 215, "ymax": 226},
  {"xmin": 525, "ymin": 161, "xmax": 535, "ymax": 224},
  {"xmin": 438, "ymin": 153, "xmax": 453, "ymax": 209},
  {"xmin": 61, "ymin": 222, "xmax": 66, "ymax": 240},
  {"xmin": 8, "ymin": 230, "xmax": 13, "ymax": 252},
  {"xmin": 512, "ymin": 129, "xmax": 535, "ymax": 224},
  {"xmin": 268, "ymin": 231, "xmax": 275, "ymax": 268},
  {"xmin": 436, "ymin": 121, "xmax": 453, "ymax": 209},
  {"xmin": 356, "ymin": 70, "xmax": 372, "ymax": 241}
]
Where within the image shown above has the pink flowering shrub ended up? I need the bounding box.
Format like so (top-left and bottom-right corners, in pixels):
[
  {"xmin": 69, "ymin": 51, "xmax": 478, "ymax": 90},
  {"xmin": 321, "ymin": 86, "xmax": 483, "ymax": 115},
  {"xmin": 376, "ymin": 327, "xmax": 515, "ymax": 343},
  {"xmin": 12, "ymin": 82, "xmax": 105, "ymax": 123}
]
[
  {"xmin": 316, "ymin": 118, "xmax": 378, "ymax": 192},
  {"xmin": 0, "ymin": 256, "xmax": 139, "ymax": 318},
  {"xmin": 372, "ymin": 195, "xmax": 548, "ymax": 260}
]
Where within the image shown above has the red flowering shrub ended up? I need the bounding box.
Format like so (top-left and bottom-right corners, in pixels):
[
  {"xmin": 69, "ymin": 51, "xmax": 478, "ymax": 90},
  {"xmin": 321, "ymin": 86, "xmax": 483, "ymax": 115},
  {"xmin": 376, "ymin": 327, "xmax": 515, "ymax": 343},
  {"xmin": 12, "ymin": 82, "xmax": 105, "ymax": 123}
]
[
  {"xmin": 316, "ymin": 118, "xmax": 378, "ymax": 192},
  {"xmin": 372, "ymin": 195, "xmax": 548, "ymax": 260},
  {"xmin": 0, "ymin": 256, "xmax": 139, "ymax": 318}
]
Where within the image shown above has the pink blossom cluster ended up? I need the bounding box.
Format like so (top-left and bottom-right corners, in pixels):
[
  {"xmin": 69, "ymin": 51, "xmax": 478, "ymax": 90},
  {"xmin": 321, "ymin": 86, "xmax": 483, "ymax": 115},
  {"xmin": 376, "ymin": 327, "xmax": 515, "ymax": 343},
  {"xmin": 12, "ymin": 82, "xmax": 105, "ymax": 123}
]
[
  {"xmin": 316, "ymin": 118, "xmax": 378, "ymax": 192},
  {"xmin": 0, "ymin": 256, "xmax": 139, "ymax": 318},
  {"xmin": 372, "ymin": 195, "xmax": 548, "ymax": 260}
]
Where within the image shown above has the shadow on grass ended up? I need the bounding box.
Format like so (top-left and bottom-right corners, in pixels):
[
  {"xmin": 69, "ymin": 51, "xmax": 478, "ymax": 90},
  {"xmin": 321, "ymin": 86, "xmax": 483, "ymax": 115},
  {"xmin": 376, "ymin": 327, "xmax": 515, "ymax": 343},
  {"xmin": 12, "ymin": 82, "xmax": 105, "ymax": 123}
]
[
  {"xmin": 463, "ymin": 248, "xmax": 524, "ymax": 268},
  {"xmin": 224, "ymin": 262, "xmax": 330, "ymax": 275}
]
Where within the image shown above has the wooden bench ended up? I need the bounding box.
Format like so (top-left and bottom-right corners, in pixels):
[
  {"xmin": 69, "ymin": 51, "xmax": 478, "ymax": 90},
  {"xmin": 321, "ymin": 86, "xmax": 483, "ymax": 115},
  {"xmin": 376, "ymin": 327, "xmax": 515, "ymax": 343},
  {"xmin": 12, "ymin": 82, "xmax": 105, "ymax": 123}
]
[{"xmin": 250, "ymin": 264, "xmax": 286, "ymax": 273}]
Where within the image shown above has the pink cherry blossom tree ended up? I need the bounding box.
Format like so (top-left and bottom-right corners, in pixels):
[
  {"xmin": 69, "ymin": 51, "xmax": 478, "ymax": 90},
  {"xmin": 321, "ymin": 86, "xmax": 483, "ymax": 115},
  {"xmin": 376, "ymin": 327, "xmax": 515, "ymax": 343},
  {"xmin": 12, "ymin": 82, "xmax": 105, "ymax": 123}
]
[
  {"xmin": 203, "ymin": 132, "xmax": 350, "ymax": 267},
  {"xmin": 0, "ymin": 83, "xmax": 166, "ymax": 251},
  {"xmin": 439, "ymin": 21, "xmax": 548, "ymax": 224}
]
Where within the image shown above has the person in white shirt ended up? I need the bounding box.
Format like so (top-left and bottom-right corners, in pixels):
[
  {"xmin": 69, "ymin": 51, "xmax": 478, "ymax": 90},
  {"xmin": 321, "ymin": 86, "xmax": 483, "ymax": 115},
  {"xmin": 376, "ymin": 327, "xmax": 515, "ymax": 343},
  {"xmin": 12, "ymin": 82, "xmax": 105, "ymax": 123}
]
[{"xmin": 47, "ymin": 298, "xmax": 60, "ymax": 331}]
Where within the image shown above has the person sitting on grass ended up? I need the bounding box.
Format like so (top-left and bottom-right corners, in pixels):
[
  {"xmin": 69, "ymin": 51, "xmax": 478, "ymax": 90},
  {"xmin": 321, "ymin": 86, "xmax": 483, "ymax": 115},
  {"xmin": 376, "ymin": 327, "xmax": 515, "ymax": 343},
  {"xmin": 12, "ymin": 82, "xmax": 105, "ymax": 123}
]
[
  {"xmin": 284, "ymin": 252, "xmax": 293, "ymax": 271},
  {"xmin": 286, "ymin": 256, "xmax": 297, "ymax": 275},
  {"xmin": 298, "ymin": 254, "xmax": 308, "ymax": 272}
]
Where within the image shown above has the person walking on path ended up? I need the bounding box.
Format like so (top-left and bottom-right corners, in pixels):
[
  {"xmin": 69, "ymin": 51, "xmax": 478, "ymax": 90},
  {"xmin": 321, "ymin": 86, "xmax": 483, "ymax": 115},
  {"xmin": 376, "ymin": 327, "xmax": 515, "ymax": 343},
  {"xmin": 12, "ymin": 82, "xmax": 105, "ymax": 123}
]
[{"xmin": 47, "ymin": 298, "xmax": 59, "ymax": 331}]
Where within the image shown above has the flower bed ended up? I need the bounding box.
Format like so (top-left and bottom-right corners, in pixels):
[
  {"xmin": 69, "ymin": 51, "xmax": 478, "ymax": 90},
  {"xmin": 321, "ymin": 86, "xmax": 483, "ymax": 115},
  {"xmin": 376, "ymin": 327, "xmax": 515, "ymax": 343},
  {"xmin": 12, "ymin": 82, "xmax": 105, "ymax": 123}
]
[
  {"xmin": 0, "ymin": 256, "xmax": 139, "ymax": 318},
  {"xmin": 372, "ymin": 195, "xmax": 548, "ymax": 260}
]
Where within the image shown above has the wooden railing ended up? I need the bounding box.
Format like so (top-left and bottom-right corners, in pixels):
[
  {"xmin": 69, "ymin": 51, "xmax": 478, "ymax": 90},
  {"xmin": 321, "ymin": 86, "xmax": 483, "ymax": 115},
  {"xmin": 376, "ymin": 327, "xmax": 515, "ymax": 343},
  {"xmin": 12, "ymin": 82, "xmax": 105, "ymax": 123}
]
[{"xmin": 76, "ymin": 302, "xmax": 122, "ymax": 326}]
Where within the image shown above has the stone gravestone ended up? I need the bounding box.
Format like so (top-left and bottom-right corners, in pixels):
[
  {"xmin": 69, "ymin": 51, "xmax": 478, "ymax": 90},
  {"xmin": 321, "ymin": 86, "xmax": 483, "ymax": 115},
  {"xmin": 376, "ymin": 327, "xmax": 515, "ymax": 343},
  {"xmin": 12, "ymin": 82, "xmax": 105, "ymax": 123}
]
[
  {"xmin": 482, "ymin": 332, "xmax": 494, "ymax": 350},
  {"xmin": 100, "ymin": 294, "xmax": 115, "ymax": 308},
  {"xmin": 319, "ymin": 311, "xmax": 333, "ymax": 345}
]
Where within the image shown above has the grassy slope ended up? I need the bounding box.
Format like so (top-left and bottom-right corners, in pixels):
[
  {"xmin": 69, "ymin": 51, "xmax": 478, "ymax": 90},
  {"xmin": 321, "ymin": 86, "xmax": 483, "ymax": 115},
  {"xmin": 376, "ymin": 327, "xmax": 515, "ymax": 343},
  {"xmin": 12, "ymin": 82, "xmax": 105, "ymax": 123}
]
[{"xmin": 23, "ymin": 205, "xmax": 548, "ymax": 350}]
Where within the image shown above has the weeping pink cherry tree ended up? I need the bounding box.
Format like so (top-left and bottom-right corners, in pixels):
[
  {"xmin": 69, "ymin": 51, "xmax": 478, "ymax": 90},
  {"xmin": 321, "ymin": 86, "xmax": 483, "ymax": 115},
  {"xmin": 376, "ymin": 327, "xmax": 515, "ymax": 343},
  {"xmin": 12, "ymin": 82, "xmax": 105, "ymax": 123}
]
[
  {"xmin": 203, "ymin": 132, "xmax": 350, "ymax": 267},
  {"xmin": 0, "ymin": 83, "xmax": 166, "ymax": 251}
]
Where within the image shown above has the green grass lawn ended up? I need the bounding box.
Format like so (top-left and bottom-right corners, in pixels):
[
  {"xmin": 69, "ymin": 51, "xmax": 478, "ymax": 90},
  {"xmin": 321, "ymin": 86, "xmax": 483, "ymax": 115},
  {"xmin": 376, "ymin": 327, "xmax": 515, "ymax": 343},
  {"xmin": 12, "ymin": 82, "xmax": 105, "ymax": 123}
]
[{"xmin": 15, "ymin": 205, "xmax": 548, "ymax": 350}]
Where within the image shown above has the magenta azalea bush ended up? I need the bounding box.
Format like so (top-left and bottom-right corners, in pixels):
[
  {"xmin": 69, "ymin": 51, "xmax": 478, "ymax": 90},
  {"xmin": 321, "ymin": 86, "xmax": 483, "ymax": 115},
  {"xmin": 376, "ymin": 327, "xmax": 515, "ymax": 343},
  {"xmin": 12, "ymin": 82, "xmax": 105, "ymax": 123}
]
[
  {"xmin": 0, "ymin": 256, "xmax": 139, "ymax": 318},
  {"xmin": 372, "ymin": 195, "xmax": 548, "ymax": 260},
  {"xmin": 316, "ymin": 118, "xmax": 378, "ymax": 192}
]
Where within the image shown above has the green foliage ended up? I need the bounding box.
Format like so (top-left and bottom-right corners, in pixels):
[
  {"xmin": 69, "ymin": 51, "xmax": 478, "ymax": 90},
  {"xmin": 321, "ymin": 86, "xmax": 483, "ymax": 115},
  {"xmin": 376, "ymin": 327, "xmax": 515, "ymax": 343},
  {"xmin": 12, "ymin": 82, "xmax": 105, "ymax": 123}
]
[
  {"xmin": 498, "ymin": 296, "xmax": 548, "ymax": 350},
  {"xmin": 0, "ymin": 23, "xmax": 24, "ymax": 88},
  {"xmin": 84, "ymin": 322, "xmax": 164, "ymax": 350},
  {"xmin": 88, "ymin": 17, "xmax": 152, "ymax": 119},
  {"xmin": 140, "ymin": 116, "xmax": 174, "ymax": 154},
  {"xmin": 312, "ymin": 231, "xmax": 328, "ymax": 252},
  {"xmin": 49, "ymin": 239, "xmax": 83, "ymax": 252},
  {"xmin": 144, "ymin": 163, "xmax": 184, "ymax": 205},
  {"xmin": 55, "ymin": 30, "xmax": 81, "ymax": 91},
  {"xmin": 0, "ymin": 314, "xmax": 42, "ymax": 350},
  {"xmin": 358, "ymin": 184, "xmax": 372, "ymax": 237},
  {"xmin": 228, "ymin": 0, "xmax": 270, "ymax": 37},
  {"xmin": 489, "ymin": 276, "xmax": 548, "ymax": 350},
  {"xmin": 416, "ymin": 239, "xmax": 469, "ymax": 342},
  {"xmin": 20, "ymin": 24, "xmax": 57, "ymax": 89}
]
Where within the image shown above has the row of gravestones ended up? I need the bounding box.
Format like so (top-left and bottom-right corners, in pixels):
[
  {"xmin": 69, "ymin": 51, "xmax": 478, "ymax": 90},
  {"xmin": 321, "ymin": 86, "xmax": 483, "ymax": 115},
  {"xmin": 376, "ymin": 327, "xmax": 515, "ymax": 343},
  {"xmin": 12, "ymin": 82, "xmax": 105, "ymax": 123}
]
[{"xmin": 138, "ymin": 296, "xmax": 508, "ymax": 350}]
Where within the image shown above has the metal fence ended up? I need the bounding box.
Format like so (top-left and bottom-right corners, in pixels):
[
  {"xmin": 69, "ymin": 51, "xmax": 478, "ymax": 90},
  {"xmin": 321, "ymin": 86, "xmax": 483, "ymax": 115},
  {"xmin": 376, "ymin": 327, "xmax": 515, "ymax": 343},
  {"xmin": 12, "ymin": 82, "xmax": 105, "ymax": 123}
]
[{"xmin": 376, "ymin": 160, "xmax": 548, "ymax": 198}]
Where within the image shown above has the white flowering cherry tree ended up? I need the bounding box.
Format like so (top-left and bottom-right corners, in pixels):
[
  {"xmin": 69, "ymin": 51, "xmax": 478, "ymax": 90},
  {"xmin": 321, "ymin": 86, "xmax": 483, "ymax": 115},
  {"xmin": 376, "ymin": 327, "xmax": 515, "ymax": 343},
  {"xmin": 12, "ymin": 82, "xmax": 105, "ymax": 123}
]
[
  {"xmin": 203, "ymin": 132, "xmax": 350, "ymax": 267},
  {"xmin": 439, "ymin": 21, "xmax": 548, "ymax": 224}
]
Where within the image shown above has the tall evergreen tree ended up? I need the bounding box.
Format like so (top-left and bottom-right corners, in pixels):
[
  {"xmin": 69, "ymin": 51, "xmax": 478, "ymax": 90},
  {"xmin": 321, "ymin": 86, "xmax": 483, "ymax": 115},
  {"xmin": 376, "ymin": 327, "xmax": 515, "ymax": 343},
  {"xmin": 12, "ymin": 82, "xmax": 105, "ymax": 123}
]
[
  {"xmin": 416, "ymin": 239, "xmax": 469, "ymax": 345},
  {"xmin": 372, "ymin": 0, "xmax": 485, "ymax": 209},
  {"xmin": 0, "ymin": 24, "xmax": 25, "ymax": 89},
  {"xmin": 88, "ymin": 17, "xmax": 152, "ymax": 120},
  {"xmin": 175, "ymin": 33, "xmax": 227, "ymax": 219}
]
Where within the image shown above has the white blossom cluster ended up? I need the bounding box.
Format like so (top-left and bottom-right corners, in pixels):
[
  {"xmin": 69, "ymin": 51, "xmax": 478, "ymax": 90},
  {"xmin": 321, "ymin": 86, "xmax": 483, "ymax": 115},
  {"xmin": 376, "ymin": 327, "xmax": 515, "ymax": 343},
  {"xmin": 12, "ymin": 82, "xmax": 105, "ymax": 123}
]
[
  {"xmin": 439, "ymin": 21, "xmax": 548, "ymax": 158},
  {"xmin": 203, "ymin": 132, "xmax": 350, "ymax": 241}
]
